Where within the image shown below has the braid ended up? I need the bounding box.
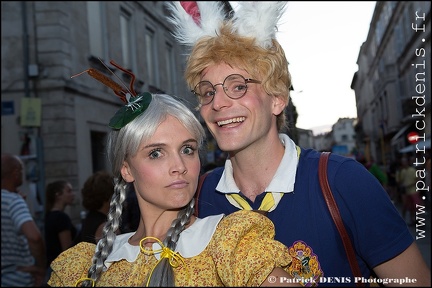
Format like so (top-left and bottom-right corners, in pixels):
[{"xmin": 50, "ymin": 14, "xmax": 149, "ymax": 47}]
[
  {"xmin": 81, "ymin": 178, "xmax": 127, "ymax": 287},
  {"xmin": 165, "ymin": 198, "xmax": 195, "ymax": 249},
  {"xmin": 146, "ymin": 199, "xmax": 195, "ymax": 286}
]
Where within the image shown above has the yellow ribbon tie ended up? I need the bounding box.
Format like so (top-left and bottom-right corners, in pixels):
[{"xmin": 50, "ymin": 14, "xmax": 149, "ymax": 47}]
[
  {"xmin": 228, "ymin": 193, "xmax": 254, "ymax": 210},
  {"xmin": 140, "ymin": 236, "xmax": 190, "ymax": 286},
  {"xmin": 258, "ymin": 193, "xmax": 277, "ymax": 211},
  {"xmin": 228, "ymin": 192, "xmax": 279, "ymax": 212},
  {"xmin": 160, "ymin": 246, "xmax": 184, "ymax": 268},
  {"xmin": 75, "ymin": 277, "xmax": 95, "ymax": 287}
]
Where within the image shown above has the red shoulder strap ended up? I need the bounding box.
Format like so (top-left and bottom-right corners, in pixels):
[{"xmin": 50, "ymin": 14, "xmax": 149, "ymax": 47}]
[
  {"xmin": 194, "ymin": 171, "xmax": 210, "ymax": 216},
  {"xmin": 319, "ymin": 152, "xmax": 364, "ymax": 286}
]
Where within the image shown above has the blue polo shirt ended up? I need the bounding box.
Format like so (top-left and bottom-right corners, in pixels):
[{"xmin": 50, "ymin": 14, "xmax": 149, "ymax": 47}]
[{"xmin": 196, "ymin": 134, "xmax": 413, "ymax": 287}]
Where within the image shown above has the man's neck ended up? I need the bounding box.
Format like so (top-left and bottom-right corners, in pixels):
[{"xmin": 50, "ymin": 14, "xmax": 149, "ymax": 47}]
[
  {"xmin": 1, "ymin": 184, "xmax": 18, "ymax": 193},
  {"xmin": 229, "ymin": 135, "xmax": 285, "ymax": 201}
]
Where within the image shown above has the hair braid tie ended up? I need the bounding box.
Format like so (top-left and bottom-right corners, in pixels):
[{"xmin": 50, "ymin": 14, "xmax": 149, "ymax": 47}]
[
  {"xmin": 75, "ymin": 278, "xmax": 95, "ymax": 287},
  {"xmin": 140, "ymin": 236, "xmax": 190, "ymax": 286}
]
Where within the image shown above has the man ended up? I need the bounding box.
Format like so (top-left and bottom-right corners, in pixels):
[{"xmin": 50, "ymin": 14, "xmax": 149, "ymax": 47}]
[
  {"xmin": 167, "ymin": 2, "xmax": 431, "ymax": 286},
  {"xmin": 1, "ymin": 153, "xmax": 46, "ymax": 286},
  {"xmin": 397, "ymin": 157, "xmax": 423, "ymax": 226}
]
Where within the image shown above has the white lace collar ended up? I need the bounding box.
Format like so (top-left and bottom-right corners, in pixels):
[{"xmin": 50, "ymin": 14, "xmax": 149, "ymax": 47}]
[{"xmin": 103, "ymin": 214, "xmax": 224, "ymax": 268}]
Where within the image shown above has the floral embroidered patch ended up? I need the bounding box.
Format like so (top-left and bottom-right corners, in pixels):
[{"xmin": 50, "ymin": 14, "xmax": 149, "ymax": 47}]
[{"xmin": 287, "ymin": 240, "xmax": 323, "ymax": 287}]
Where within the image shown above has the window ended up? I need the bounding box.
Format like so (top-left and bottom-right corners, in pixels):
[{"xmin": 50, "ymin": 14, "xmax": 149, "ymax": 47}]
[
  {"xmin": 120, "ymin": 9, "xmax": 132, "ymax": 69},
  {"xmin": 165, "ymin": 42, "xmax": 176, "ymax": 94},
  {"xmin": 145, "ymin": 28, "xmax": 158, "ymax": 86},
  {"xmin": 87, "ymin": 2, "xmax": 107, "ymax": 59},
  {"xmin": 91, "ymin": 131, "xmax": 107, "ymax": 172}
]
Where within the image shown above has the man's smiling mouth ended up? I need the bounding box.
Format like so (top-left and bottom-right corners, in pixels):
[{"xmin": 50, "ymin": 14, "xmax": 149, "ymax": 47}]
[{"xmin": 217, "ymin": 117, "xmax": 245, "ymax": 127}]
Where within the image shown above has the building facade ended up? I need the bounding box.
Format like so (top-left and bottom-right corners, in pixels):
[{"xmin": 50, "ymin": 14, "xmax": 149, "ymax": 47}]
[
  {"xmin": 351, "ymin": 1, "xmax": 431, "ymax": 166},
  {"xmin": 331, "ymin": 117, "xmax": 357, "ymax": 157},
  {"xmin": 1, "ymin": 1, "xmax": 232, "ymax": 223}
]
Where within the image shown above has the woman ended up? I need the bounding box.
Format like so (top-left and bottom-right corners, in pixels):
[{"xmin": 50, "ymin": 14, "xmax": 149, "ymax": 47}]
[
  {"xmin": 47, "ymin": 70, "xmax": 296, "ymax": 286},
  {"xmin": 78, "ymin": 171, "xmax": 115, "ymax": 244},
  {"xmin": 44, "ymin": 180, "xmax": 77, "ymax": 283}
]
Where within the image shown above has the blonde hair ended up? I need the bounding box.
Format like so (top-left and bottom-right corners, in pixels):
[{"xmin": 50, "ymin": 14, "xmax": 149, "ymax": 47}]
[{"xmin": 184, "ymin": 24, "xmax": 292, "ymax": 131}]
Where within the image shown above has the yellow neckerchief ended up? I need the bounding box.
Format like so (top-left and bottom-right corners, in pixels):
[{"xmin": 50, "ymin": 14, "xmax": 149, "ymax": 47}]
[{"xmin": 226, "ymin": 145, "xmax": 301, "ymax": 213}]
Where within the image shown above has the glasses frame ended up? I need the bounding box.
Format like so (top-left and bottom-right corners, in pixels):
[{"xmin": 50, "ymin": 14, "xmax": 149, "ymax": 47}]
[{"xmin": 191, "ymin": 74, "xmax": 261, "ymax": 106}]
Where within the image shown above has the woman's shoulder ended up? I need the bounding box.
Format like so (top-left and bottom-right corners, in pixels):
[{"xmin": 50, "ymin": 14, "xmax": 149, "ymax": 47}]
[
  {"xmin": 177, "ymin": 212, "xmax": 272, "ymax": 258},
  {"xmin": 47, "ymin": 210, "xmax": 71, "ymax": 218},
  {"xmin": 48, "ymin": 242, "xmax": 96, "ymax": 286},
  {"xmin": 46, "ymin": 210, "xmax": 74, "ymax": 227},
  {"xmin": 51, "ymin": 242, "xmax": 95, "ymax": 265},
  {"xmin": 176, "ymin": 214, "xmax": 224, "ymax": 257}
]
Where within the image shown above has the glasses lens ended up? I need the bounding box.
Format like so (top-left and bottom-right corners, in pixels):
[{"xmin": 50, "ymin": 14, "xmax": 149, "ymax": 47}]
[
  {"xmin": 195, "ymin": 81, "xmax": 215, "ymax": 105},
  {"xmin": 224, "ymin": 74, "xmax": 248, "ymax": 99}
]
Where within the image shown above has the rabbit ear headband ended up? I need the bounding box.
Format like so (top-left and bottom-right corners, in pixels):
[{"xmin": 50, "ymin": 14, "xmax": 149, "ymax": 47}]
[{"xmin": 166, "ymin": 1, "xmax": 287, "ymax": 50}]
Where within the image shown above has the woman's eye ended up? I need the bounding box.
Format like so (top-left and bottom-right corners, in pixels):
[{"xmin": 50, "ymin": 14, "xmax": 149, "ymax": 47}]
[
  {"xmin": 149, "ymin": 149, "xmax": 162, "ymax": 159},
  {"xmin": 182, "ymin": 145, "xmax": 196, "ymax": 155}
]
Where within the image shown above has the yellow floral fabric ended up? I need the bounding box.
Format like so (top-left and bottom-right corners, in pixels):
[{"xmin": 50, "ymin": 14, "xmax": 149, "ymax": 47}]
[{"xmin": 48, "ymin": 210, "xmax": 291, "ymax": 287}]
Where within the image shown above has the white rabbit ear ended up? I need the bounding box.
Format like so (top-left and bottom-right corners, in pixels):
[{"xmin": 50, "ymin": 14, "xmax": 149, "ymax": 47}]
[
  {"xmin": 233, "ymin": 1, "xmax": 287, "ymax": 49},
  {"xmin": 165, "ymin": 1, "xmax": 227, "ymax": 47}
]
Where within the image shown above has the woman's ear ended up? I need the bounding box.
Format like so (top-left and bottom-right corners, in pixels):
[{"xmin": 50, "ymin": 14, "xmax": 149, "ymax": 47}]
[{"xmin": 121, "ymin": 162, "xmax": 134, "ymax": 183}]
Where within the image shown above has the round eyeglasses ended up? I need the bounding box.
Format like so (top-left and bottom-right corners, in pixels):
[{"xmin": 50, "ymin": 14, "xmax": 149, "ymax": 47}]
[{"xmin": 191, "ymin": 74, "xmax": 261, "ymax": 106}]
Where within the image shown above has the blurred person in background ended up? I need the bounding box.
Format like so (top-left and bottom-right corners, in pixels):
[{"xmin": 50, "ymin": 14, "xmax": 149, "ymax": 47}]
[
  {"xmin": 386, "ymin": 159, "xmax": 400, "ymax": 204},
  {"xmin": 1, "ymin": 153, "xmax": 46, "ymax": 286},
  {"xmin": 396, "ymin": 157, "xmax": 424, "ymax": 226},
  {"xmin": 44, "ymin": 180, "xmax": 77, "ymax": 283},
  {"xmin": 358, "ymin": 156, "xmax": 388, "ymax": 189},
  {"xmin": 78, "ymin": 171, "xmax": 115, "ymax": 244},
  {"xmin": 120, "ymin": 185, "xmax": 140, "ymax": 233}
]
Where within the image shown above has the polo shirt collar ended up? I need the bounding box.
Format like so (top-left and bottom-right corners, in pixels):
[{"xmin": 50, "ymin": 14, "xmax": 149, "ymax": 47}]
[{"xmin": 216, "ymin": 134, "xmax": 298, "ymax": 194}]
